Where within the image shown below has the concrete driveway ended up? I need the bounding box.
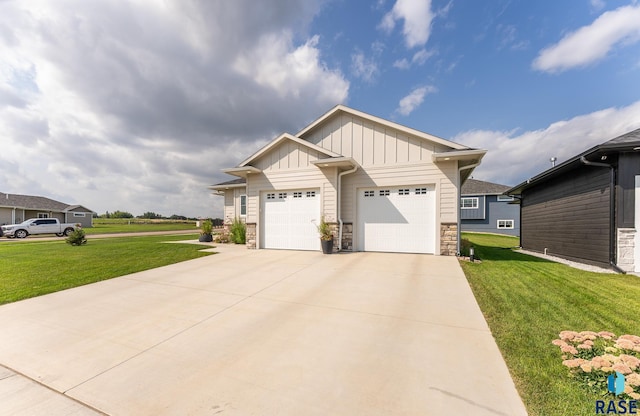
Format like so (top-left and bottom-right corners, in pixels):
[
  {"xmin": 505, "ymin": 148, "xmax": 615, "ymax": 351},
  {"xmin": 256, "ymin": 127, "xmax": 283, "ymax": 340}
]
[{"xmin": 0, "ymin": 244, "xmax": 527, "ymax": 415}]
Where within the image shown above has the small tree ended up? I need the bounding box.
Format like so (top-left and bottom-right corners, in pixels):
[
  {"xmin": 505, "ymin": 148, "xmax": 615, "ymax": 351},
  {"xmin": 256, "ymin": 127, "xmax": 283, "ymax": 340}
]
[
  {"xmin": 66, "ymin": 228, "xmax": 87, "ymax": 246},
  {"xmin": 230, "ymin": 217, "xmax": 246, "ymax": 244}
]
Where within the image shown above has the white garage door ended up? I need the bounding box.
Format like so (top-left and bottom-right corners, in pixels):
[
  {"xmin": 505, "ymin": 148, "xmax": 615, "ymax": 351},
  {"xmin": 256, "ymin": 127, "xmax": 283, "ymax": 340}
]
[
  {"xmin": 261, "ymin": 189, "xmax": 320, "ymax": 250},
  {"xmin": 357, "ymin": 185, "xmax": 436, "ymax": 254}
]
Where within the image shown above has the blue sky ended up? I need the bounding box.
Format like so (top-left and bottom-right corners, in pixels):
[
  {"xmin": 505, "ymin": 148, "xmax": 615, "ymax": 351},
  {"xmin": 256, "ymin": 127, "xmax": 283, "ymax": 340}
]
[{"xmin": 1, "ymin": 0, "xmax": 640, "ymax": 217}]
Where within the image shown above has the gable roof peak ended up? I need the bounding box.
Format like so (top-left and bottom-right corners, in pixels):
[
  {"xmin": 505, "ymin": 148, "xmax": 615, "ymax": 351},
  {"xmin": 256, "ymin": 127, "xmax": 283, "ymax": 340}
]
[{"xmin": 296, "ymin": 104, "xmax": 469, "ymax": 151}]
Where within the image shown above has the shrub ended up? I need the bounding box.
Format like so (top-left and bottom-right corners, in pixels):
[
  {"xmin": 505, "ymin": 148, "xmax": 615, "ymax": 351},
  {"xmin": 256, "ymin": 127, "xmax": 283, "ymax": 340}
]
[
  {"xmin": 65, "ymin": 228, "xmax": 87, "ymax": 246},
  {"xmin": 200, "ymin": 219, "xmax": 213, "ymax": 235},
  {"xmin": 230, "ymin": 218, "xmax": 246, "ymax": 244},
  {"xmin": 316, "ymin": 216, "xmax": 333, "ymax": 241},
  {"xmin": 552, "ymin": 330, "xmax": 640, "ymax": 400},
  {"xmin": 459, "ymin": 238, "xmax": 473, "ymax": 257}
]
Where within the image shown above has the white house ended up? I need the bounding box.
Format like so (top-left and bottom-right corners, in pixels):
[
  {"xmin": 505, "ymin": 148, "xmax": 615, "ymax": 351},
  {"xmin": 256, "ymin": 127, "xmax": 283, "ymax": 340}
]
[{"xmin": 210, "ymin": 105, "xmax": 486, "ymax": 255}]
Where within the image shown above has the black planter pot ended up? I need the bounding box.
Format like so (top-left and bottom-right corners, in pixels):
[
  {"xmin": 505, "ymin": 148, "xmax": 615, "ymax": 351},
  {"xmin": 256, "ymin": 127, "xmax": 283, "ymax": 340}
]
[
  {"xmin": 321, "ymin": 239, "xmax": 334, "ymax": 254},
  {"xmin": 199, "ymin": 234, "xmax": 213, "ymax": 242}
]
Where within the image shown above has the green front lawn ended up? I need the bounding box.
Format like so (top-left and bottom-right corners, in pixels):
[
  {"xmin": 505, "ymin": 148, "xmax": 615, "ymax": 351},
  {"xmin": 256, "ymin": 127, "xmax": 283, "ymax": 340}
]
[
  {"xmin": 460, "ymin": 233, "xmax": 640, "ymax": 416},
  {"xmin": 0, "ymin": 234, "xmax": 213, "ymax": 305}
]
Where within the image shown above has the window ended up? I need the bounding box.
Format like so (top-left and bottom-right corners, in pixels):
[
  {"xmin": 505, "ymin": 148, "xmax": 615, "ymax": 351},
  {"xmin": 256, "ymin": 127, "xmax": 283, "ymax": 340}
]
[
  {"xmin": 497, "ymin": 195, "xmax": 514, "ymax": 202},
  {"xmin": 415, "ymin": 188, "xmax": 427, "ymax": 194},
  {"xmin": 267, "ymin": 193, "xmax": 275, "ymax": 200},
  {"xmin": 399, "ymin": 189, "xmax": 410, "ymax": 195},
  {"xmin": 73, "ymin": 212, "xmax": 86, "ymax": 217},
  {"xmin": 240, "ymin": 195, "xmax": 247, "ymax": 216},
  {"xmin": 364, "ymin": 191, "xmax": 375, "ymax": 197},
  {"xmin": 293, "ymin": 192, "xmax": 302, "ymax": 198},
  {"xmin": 379, "ymin": 190, "xmax": 390, "ymax": 196},
  {"xmin": 37, "ymin": 213, "xmax": 49, "ymax": 218},
  {"xmin": 306, "ymin": 191, "xmax": 316, "ymax": 198},
  {"xmin": 460, "ymin": 197, "xmax": 479, "ymax": 209},
  {"xmin": 278, "ymin": 192, "xmax": 287, "ymax": 199},
  {"xmin": 497, "ymin": 219, "xmax": 514, "ymax": 229}
]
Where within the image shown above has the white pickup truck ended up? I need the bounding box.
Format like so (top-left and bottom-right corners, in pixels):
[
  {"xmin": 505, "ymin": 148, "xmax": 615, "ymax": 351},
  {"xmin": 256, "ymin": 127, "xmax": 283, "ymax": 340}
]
[{"xmin": 1, "ymin": 218, "xmax": 81, "ymax": 238}]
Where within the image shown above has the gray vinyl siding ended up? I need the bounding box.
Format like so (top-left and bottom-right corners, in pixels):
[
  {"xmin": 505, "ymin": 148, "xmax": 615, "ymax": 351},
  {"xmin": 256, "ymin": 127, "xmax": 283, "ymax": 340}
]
[
  {"xmin": 460, "ymin": 196, "xmax": 485, "ymax": 219},
  {"xmin": 521, "ymin": 165, "xmax": 610, "ymax": 265},
  {"xmin": 461, "ymin": 195, "xmax": 520, "ymax": 236},
  {"xmin": 0, "ymin": 208, "xmax": 13, "ymax": 225}
]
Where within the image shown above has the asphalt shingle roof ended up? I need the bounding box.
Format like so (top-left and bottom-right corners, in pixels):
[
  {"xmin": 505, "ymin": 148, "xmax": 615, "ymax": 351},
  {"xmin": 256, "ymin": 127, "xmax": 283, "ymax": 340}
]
[
  {"xmin": 0, "ymin": 192, "xmax": 90, "ymax": 212},
  {"xmin": 461, "ymin": 179, "xmax": 512, "ymax": 195},
  {"xmin": 212, "ymin": 178, "xmax": 246, "ymax": 187}
]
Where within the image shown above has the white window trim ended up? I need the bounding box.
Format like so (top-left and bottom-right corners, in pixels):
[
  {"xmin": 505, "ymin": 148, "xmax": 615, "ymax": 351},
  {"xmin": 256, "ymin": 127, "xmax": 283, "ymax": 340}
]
[
  {"xmin": 497, "ymin": 195, "xmax": 514, "ymax": 202},
  {"xmin": 240, "ymin": 194, "xmax": 247, "ymax": 216},
  {"xmin": 37, "ymin": 212, "xmax": 50, "ymax": 218},
  {"xmin": 460, "ymin": 197, "xmax": 479, "ymax": 209},
  {"xmin": 73, "ymin": 212, "xmax": 86, "ymax": 217},
  {"xmin": 497, "ymin": 219, "xmax": 514, "ymax": 229}
]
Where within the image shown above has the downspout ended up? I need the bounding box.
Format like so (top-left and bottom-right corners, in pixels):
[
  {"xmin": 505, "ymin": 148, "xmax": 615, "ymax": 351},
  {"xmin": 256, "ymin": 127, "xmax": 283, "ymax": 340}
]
[
  {"xmin": 579, "ymin": 156, "xmax": 625, "ymax": 274},
  {"xmin": 337, "ymin": 165, "xmax": 358, "ymax": 251},
  {"xmin": 457, "ymin": 160, "xmax": 481, "ymax": 255}
]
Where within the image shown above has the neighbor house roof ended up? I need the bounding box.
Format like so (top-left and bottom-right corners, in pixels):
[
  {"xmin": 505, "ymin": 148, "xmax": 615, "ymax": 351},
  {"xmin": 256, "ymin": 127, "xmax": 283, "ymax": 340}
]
[
  {"xmin": 506, "ymin": 127, "xmax": 640, "ymax": 196},
  {"xmin": 461, "ymin": 179, "xmax": 512, "ymax": 196},
  {"xmin": 0, "ymin": 192, "xmax": 92, "ymax": 213}
]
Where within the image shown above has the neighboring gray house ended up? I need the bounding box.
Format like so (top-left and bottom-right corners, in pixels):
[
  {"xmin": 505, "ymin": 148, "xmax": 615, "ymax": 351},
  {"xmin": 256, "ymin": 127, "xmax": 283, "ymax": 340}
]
[
  {"xmin": 506, "ymin": 128, "xmax": 640, "ymax": 273},
  {"xmin": 0, "ymin": 192, "xmax": 94, "ymax": 228},
  {"xmin": 210, "ymin": 105, "xmax": 486, "ymax": 255},
  {"xmin": 460, "ymin": 179, "xmax": 520, "ymax": 236}
]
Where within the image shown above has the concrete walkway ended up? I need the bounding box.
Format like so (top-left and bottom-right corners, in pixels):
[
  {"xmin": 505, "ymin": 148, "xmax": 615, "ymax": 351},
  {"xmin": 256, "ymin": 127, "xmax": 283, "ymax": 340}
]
[{"xmin": 0, "ymin": 244, "xmax": 527, "ymax": 415}]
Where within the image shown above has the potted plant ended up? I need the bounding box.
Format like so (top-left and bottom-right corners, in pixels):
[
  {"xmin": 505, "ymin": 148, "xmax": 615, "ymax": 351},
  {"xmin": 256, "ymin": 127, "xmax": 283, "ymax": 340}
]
[
  {"xmin": 199, "ymin": 219, "xmax": 214, "ymax": 242},
  {"xmin": 317, "ymin": 216, "xmax": 334, "ymax": 254}
]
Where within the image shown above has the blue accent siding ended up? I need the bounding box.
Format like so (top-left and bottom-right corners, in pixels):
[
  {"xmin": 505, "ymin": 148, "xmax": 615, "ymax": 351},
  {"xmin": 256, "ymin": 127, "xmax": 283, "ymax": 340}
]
[
  {"xmin": 460, "ymin": 196, "xmax": 485, "ymax": 219},
  {"xmin": 461, "ymin": 195, "xmax": 520, "ymax": 236}
]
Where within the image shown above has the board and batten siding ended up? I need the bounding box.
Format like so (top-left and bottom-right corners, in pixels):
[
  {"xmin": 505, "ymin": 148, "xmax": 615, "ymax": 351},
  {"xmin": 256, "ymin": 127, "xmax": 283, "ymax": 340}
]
[
  {"xmin": 302, "ymin": 113, "xmax": 451, "ymax": 167},
  {"xmin": 254, "ymin": 141, "xmax": 323, "ymax": 171},
  {"xmin": 521, "ymin": 166, "xmax": 610, "ymax": 265}
]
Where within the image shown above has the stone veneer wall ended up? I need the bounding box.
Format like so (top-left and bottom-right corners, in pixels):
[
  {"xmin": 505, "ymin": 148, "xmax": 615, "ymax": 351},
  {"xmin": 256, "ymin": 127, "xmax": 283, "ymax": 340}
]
[
  {"xmin": 617, "ymin": 228, "xmax": 635, "ymax": 273},
  {"xmin": 440, "ymin": 223, "xmax": 457, "ymax": 256},
  {"xmin": 246, "ymin": 223, "xmax": 257, "ymax": 249},
  {"xmin": 341, "ymin": 223, "xmax": 353, "ymax": 251}
]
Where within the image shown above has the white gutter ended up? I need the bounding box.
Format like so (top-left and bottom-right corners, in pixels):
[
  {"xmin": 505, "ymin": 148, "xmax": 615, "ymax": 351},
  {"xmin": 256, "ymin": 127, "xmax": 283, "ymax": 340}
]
[
  {"xmin": 457, "ymin": 161, "xmax": 481, "ymax": 254},
  {"xmin": 337, "ymin": 165, "xmax": 358, "ymax": 251}
]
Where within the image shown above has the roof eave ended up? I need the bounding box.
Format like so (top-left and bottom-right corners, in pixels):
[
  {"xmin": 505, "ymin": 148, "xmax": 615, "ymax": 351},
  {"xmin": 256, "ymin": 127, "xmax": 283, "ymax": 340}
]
[
  {"xmin": 221, "ymin": 166, "xmax": 262, "ymax": 178},
  {"xmin": 432, "ymin": 149, "xmax": 487, "ymax": 163},
  {"xmin": 209, "ymin": 182, "xmax": 247, "ymax": 191},
  {"xmin": 310, "ymin": 157, "xmax": 359, "ymax": 169}
]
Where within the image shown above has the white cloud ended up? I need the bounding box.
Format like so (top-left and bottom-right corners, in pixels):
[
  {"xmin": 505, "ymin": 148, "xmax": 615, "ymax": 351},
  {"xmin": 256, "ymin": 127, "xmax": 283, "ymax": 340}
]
[
  {"xmin": 591, "ymin": 0, "xmax": 605, "ymax": 12},
  {"xmin": 380, "ymin": 0, "xmax": 435, "ymax": 48},
  {"xmin": 453, "ymin": 100, "xmax": 640, "ymax": 186},
  {"xmin": 0, "ymin": 0, "xmax": 347, "ymax": 217},
  {"xmin": 351, "ymin": 50, "xmax": 380, "ymax": 82},
  {"xmin": 396, "ymin": 85, "xmax": 437, "ymax": 116},
  {"xmin": 533, "ymin": 4, "xmax": 640, "ymax": 73},
  {"xmin": 393, "ymin": 48, "xmax": 436, "ymax": 69}
]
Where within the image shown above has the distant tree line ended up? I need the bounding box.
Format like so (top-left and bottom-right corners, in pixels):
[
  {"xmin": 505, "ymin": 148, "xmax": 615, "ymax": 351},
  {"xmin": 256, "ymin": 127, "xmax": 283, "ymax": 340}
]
[{"xmin": 96, "ymin": 211, "xmax": 222, "ymax": 225}]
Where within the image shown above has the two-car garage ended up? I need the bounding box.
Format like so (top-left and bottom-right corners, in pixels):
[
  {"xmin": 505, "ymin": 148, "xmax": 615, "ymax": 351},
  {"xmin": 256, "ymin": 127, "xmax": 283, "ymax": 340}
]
[{"xmin": 260, "ymin": 185, "xmax": 436, "ymax": 254}]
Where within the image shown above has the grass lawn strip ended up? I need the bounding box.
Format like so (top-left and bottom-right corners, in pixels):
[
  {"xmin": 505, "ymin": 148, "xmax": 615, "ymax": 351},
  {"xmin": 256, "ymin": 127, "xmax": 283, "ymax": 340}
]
[
  {"xmin": 0, "ymin": 234, "xmax": 213, "ymax": 305},
  {"xmin": 85, "ymin": 219, "xmax": 201, "ymax": 235},
  {"xmin": 460, "ymin": 233, "xmax": 640, "ymax": 416}
]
